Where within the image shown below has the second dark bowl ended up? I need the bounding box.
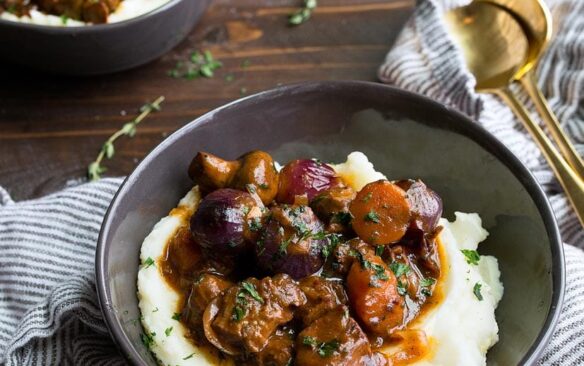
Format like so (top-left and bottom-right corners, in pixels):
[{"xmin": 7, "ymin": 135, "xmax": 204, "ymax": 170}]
[{"xmin": 0, "ymin": 0, "xmax": 210, "ymax": 75}]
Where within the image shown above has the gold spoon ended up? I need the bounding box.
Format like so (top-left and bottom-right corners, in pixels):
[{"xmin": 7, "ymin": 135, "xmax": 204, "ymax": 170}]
[
  {"xmin": 480, "ymin": 0, "xmax": 584, "ymax": 179},
  {"xmin": 445, "ymin": 1, "xmax": 584, "ymax": 226}
]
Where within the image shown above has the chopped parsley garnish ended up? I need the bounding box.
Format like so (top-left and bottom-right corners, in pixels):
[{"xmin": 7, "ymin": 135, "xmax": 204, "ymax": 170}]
[
  {"xmin": 397, "ymin": 280, "xmax": 408, "ymax": 296},
  {"xmin": 152, "ymin": 307, "xmax": 158, "ymax": 313},
  {"xmin": 375, "ymin": 246, "xmax": 384, "ymax": 257},
  {"xmin": 302, "ymin": 336, "xmax": 340, "ymax": 358},
  {"xmin": 249, "ymin": 217, "xmax": 263, "ymax": 232},
  {"xmin": 164, "ymin": 327, "xmax": 173, "ymax": 336},
  {"xmin": 171, "ymin": 313, "xmax": 181, "ymax": 321},
  {"xmin": 420, "ymin": 277, "xmax": 436, "ymax": 287},
  {"xmin": 351, "ymin": 250, "xmax": 389, "ymax": 283},
  {"xmin": 461, "ymin": 249, "xmax": 480, "ymax": 265},
  {"xmin": 183, "ymin": 353, "xmax": 196, "ymax": 360},
  {"xmin": 258, "ymin": 183, "xmax": 269, "ymax": 189},
  {"xmin": 241, "ymin": 282, "xmax": 264, "ymax": 303},
  {"xmin": 144, "ymin": 257, "xmax": 155, "ymax": 268},
  {"xmin": 420, "ymin": 277, "xmax": 436, "ymax": 297},
  {"xmin": 364, "ymin": 210, "xmax": 380, "ymax": 223},
  {"xmin": 60, "ymin": 14, "xmax": 69, "ymax": 25},
  {"xmin": 289, "ymin": 0, "xmax": 317, "ymax": 26},
  {"xmin": 232, "ymin": 304, "xmax": 246, "ymax": 321},
  {"xmin": 362, "ymin": 192, "xmax": 373, "ymax": 202},
  {"xmin": 389, "ymin": 262, "xmax": 410, "ymax": 278},
  {"xmin": 168, "ymin": 50, "xmax": 222, "ymax": 79},
  {"xmin": 246, "ymin": 184, "xmax": 257, "ymax": 194},
  {"xmin": 140, "ymin": 332, "xmax": 156, "ymax": 349},
  {"xmin": 319, "ymin": 233, "xmax": 340, "ymax": 259},
  {"xmin": 332, "ymin": 211, "xmax": 352, "ymax": 226},
  {"xmin": 473, "ymin": 282, "xmax": 483, "ymax": 301}
]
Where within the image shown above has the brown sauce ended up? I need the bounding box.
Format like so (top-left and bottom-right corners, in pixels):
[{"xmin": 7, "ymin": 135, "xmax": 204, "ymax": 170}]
[{"xmin": 158, "ymin": 214, "xmax": 447, "ymax": 365}]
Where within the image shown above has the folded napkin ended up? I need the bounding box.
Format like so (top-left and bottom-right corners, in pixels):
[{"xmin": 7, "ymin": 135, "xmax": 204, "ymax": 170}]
[{"xmin": 1, "ymin": 1, "xmax": 583, "ymax": 365}]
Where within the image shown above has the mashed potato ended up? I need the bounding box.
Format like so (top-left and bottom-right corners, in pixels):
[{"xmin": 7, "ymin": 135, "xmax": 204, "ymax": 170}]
[
  {"xmin": 0, "ymin": 0, "xmax": 171, "ymax": 26},
  {"xmin": 138, "ymin": 151, "xmax": 503, "ymax": 366}
]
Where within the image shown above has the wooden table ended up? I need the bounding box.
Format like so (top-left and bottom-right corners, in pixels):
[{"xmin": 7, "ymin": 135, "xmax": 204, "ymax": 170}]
[{"xmin": 0, "ymin": 0, "xmax": 414, "ymax": 201}]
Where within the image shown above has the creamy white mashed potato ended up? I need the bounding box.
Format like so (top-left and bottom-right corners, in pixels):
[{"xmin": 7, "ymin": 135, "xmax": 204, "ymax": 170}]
[
  {"xmin": 138, "ymin": 151, "xmax": 503, "ymax": 366},
  {"xmin": 0, "ymin": 0, "xmax": 171, "ymax": 26},
  {"xmin": 138, "ymin": 186, "xmax": 233, "ymax": 366}
]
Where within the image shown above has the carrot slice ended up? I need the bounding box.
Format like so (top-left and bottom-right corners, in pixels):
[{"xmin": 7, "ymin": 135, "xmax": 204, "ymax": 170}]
[
  {"xmin": 349, "ymin": 180, "xmax": 411, "ymax": 244},
  {"xmin": 346, "ymin": 248, "xmax": 404, "ymax": 335}
]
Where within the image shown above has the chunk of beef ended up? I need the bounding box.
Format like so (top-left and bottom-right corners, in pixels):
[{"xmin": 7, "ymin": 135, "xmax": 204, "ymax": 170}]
[
  {"xmin": 310, "ymin": 186, "xmax": 355, "ymax": 233},
  {"xmin": 183, "ymin": 273, "xmax": 233, "ymax": 340},
  {"xmin": 296, "ymin": 306, "xmax": 386, "ymax": 366},
  {"xmin": 298, "ymin": 276, "xmax": 347, "ymax": 326},
  {"xmin": 239, "ymin": 328, "xmax": 295, "ymax": 366},
  {"xmin": 203, "ymin": 274, "xmax": 306, "ymax": 355}
]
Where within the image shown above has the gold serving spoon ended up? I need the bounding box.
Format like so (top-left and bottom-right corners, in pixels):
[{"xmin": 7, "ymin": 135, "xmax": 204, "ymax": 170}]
[
  {"xmin": 444, "ymin": 1, "xmax": 584, "ymax": 226},
  {"xmin": 480, "ymin": 0, "xmax": 584, "ymax": 179}
]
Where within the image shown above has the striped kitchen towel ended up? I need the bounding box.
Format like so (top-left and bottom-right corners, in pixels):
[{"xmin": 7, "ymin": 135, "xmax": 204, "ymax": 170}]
[
  {"xmin": 379, "ymin": 0, "xmax": 584, "ymax": 364},
  {"xmin": 0, "ymin": 1, "xmax": 583, "ymax": 366}
]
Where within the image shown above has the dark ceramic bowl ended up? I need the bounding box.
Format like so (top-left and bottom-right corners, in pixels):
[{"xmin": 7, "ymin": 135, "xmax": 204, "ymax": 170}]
[
  {"xmin": 96, "ymin": 81, "xmax": 564, "ymax": 365},
  {"xmin": 0, "ymin": 0, "xmax": 210, "ymax": 75}
]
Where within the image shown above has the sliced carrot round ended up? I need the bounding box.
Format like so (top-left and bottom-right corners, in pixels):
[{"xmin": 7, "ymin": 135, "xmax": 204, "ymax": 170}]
[{"xmin": 349, "ymin": 180, "xmax": 411, "ymax": 244}]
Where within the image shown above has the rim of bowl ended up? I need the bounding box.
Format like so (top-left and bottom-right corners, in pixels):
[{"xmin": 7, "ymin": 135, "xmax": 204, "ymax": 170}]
[
  {"xmin": 0, "ymin": 0, "xmax": 189, "ymax": 31},
  {"xmin": 96, "ymin": 80, "xmax": 565, "ymax": 365}
]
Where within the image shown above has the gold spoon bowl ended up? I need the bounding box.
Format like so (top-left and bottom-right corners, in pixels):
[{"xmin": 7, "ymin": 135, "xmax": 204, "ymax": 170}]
[{"xmin": 445, "ymin": 1, "xmax": 584, "ymax": 226}]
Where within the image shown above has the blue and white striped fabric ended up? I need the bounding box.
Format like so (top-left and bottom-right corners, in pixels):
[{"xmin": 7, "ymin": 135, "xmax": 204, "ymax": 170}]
[
  {"xmin": 379, "ymin": 0, "xmax": 584, "ymax": 364},
  {"xmin": 0, "ymin": 0, "xmax": 583, "ymax": 365}
]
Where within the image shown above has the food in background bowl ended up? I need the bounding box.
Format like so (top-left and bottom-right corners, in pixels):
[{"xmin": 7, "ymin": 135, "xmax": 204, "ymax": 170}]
[
  {"xmin": 137, "ymin": 150, "xmax": 503, "ymax": 365},
  {"xmin": 0, "ymin": 0, "xmax": 171, "ymax": 25}
]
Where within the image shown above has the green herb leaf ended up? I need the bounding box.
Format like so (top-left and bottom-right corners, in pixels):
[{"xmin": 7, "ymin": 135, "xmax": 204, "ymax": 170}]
[
  {"xmin": 302, "ymin": 336, "xmax": 340, "ymax": 358},
  {"xmin": 152, "ymin": 307, "xmax": 158, "ymax": 313},
  {"xmin": 140, "ymin": 332, "xmax": 156, "ymax": 349},
  {"xmin": 397, "ymin": 280, "xmax": 408, "ymax": 296},
  {"xmin": 473, "ymin": 282, "xmax": 483, "ymax": 301},
  {"xmin": 171, "ymin": 312, "xmax": 181, "ymax": 321},
  {"xmin": 362, "ymin": 192, "xmax": 373, "ymax": 202},
  {"xmin": 332, "ymin": 211, "xmax": 352, "ymax": 226},
  {"xmin": 164, "ymin": 327, "xmax": 173, "ymax": 336},
  {"xmin": 389, "ymin": 262, "xmax": 410, "ymax": 278},
  {"xmin": 232, "ymin": 305, "xmax": 246, "ymax": 321},
  {"xmin": 364, "ymin": 210, "xmax": 380, "ymax": 223},
  {"xmin": 461, "ymin": 249, "xmax": 480, "ymax": 265},
  {"xmin": 103, "ymin": 142, "xmax": 115, "ymax": 159},
  {"xmin": 144, "ymin": 257, "xmax": 155, "ymax": 268},
  {"xmin": 288, "ymin": 0, "xmax": 317, "ymax": 26},
  {"xmin": 241, "ymin": 281, "xmax": 264, "ymax": 303},
  {"xmin": 249, "ymin": 217, "xmax": 262, "ymax": 232},
  {"xmin": 420, "ymin": 277, "xmax": 436, "ymax": 287},
  {"xmin": 375, "ymin": 246, "xmax": 384, "ymax": 257},
  {"xmin": 60, "ymin": 14, "xmax": 69, "ymax": 25},
  {"xmin": 183, "ymin": 353, "xmax": 196, "ymax": 360}
]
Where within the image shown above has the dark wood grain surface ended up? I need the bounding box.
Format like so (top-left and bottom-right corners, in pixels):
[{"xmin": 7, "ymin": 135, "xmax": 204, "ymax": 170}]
[{"xmin": 0, "ymin": 0, "xmax": 414, "ymax": 201}]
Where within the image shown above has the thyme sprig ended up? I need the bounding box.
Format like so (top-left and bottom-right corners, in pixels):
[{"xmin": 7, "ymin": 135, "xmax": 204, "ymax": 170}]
[
  {"xmin": 87, "ymin": 96, "xmax": 165, "ymax": 181},
  {"xmin": 289, "ymin": 0, "xmax": 317, "ymax": 26}
]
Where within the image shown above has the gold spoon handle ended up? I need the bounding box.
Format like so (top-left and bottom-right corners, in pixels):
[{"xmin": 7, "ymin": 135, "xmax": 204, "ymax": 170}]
[
  {"xmin": 497, "ymin": 87, "xmax": 584, "ymax": 227},
  {"xmin": 519, "ymin": 70, "xmax": 584, "ymax": 179}
]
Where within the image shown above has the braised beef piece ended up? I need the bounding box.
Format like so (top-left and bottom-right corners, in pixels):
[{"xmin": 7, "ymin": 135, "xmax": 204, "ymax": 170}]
[
  {"xmin": 296, "ymin": 306, "xmax": 387, "ymax": 366},
  {"xmin": 183, "ymin": 273, "xmax": 233, "ymax": 340},
  {"xmin": 204, "ymin": 274, "xmax": 306, "ymax": 355},
  {"xmin": 310, "ymin": 186, "xmax": 355, "ymax": 234},
  {"xmin": 297, "ymin": 276, "xmax": 347, "ymax": 327},
  {"xmin": 326, "ymin": 238, "xmax": 372, "ymax": 277},
  {"xmin": 239, "ymin": 328, "xmax": 295, "ymax": 366}
]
